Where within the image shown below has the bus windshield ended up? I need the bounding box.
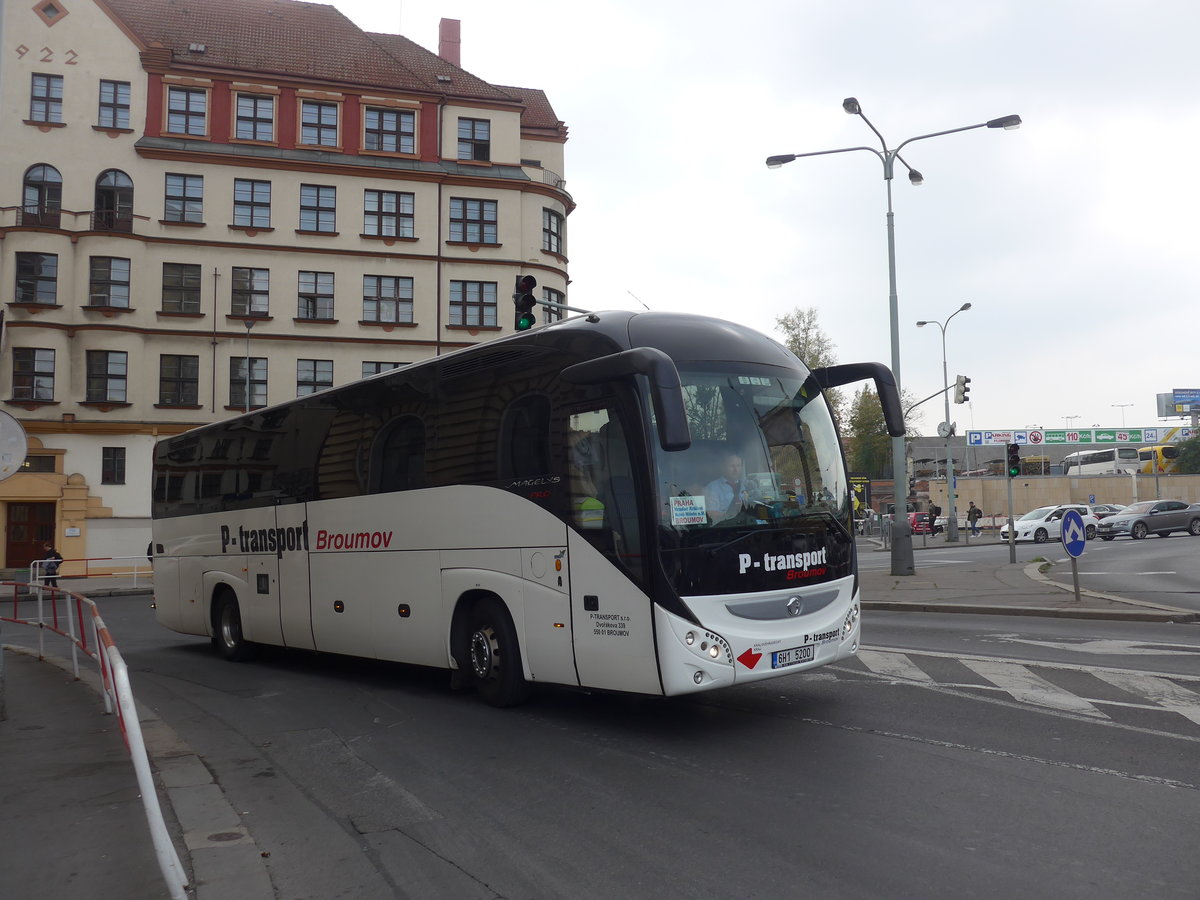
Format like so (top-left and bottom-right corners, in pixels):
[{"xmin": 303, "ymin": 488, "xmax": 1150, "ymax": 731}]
[{"xmin": 652, "ymin": 365, "xmax": 850, "ymax": 596}]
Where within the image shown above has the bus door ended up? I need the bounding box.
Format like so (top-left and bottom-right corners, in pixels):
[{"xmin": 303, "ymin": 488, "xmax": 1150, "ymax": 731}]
[
  {"xmin": 564, "ymin": 406, "xmax": 660, "ymax": 694},
  {"xmin": 276, "ymin": 503, "xmax": 315, "ymax": 650}
]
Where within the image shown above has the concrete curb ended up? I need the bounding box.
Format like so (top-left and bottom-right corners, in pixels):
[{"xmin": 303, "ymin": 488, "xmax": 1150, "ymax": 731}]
[
  {"xmin": 1023, "ymin": 560, "xmax": 1200, "ymax": 619},
  {"xmin": 7, "ymin": 645, "xmax": 276, "ymax": 900},
  {"xmin": 860, "ymin": 600, "xmax": 1197, "ymax": 621}
]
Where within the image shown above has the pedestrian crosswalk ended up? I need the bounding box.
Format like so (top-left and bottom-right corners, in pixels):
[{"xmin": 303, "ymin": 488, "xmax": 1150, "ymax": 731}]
[{"xmin": 840, "ymin": 647, "xmax": 1200, "ymax": 735}]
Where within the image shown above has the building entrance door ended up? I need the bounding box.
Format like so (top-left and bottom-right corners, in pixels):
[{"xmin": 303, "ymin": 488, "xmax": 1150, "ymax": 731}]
[{"xmin": 6, "ymin": 502, "xmax": 56, "ymax": 568}]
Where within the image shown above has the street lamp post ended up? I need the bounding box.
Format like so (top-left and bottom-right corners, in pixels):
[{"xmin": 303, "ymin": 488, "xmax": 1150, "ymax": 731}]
[
  {"xmin": 767, "ymin": 100, "xmax": 1021, "ymax": 575},
  {"xmin": 916, "ymin": 302, "xmax": 971, "ymax": 541},
  {"xmin": 1063, "ymin": 415, "xmax": 1080, "ymax": 429},
  {"xmin": 1112, "ymin": 403, "xmax": 1133, "ymax": 427}
]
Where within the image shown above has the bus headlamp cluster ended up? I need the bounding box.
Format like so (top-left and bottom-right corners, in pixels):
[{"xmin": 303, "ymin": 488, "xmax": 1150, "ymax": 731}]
[
  {"xmin": 843, "ymin": 603, "xmax": 860, "ymax": 638},
  {"xmin": 683, "ymin": 630, "xmax": 731, "ymax": 664}
]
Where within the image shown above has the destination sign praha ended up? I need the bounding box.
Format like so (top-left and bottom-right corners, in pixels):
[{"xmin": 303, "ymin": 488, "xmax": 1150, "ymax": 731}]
[{"xmin": 967, "ymin": 426, "xmax": 1194, "ymax": 446}]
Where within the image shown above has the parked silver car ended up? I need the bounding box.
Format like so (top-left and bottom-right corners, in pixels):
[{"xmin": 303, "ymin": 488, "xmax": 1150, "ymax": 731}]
[{"xmin": 1095, "ymin": 500, "xmax": 1200, "ymax": 540}]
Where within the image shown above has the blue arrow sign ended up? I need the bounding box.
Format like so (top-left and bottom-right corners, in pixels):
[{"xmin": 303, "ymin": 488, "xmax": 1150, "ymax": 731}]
[{"xmin": 1061, "ymin": 510, "xmax": 1087, "ymax": 558}]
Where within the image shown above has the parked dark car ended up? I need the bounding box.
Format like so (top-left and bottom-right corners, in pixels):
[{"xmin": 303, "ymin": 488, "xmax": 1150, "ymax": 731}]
[
  {"xmin": 1088, "ymin": 503, "xmax": 1125, "ymax": 519},
  {"xmin": 1096, "ymin": 500, "xmax": 1200, "ymax": 540}
]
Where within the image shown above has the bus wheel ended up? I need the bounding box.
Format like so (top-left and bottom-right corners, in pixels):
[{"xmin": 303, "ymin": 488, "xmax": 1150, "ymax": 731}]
[
  {"xmin": 213, "ymin": 591, "xmax": 257, "ymax": 662},
  {"xmin": 467, "ymin": 601, "xmax": 529, "ymax": 707}
]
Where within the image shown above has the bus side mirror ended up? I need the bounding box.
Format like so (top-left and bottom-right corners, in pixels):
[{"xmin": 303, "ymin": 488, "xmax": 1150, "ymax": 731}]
[
  {"xmin": 563, "ymin": 348, "xmax": 692, "ymax": 451},
  {"xmin": 811, "ymin": 362, "xmax": 904, "ymax": 437}
]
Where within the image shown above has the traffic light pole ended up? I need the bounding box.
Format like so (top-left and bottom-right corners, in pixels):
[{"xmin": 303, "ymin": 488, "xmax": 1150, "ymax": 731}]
[{"xmin": 1005, "ymin": 472, "xmax": 1017, "ymax": 564}]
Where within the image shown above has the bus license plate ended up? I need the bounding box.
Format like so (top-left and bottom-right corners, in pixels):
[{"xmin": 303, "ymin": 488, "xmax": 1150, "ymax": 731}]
[{"xmin": 772, "ymin": 644, "xmax": 815, "ymax": 669}]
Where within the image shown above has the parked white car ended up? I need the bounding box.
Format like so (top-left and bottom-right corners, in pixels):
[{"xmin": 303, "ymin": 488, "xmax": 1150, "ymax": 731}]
[{"xmin": 999, "ymin": 504, "xmax": 1099, "ymax": 543}]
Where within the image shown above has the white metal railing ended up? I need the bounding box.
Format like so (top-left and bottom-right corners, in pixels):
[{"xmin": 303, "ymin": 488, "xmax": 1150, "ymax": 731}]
[
  {"xmin": 1, "ymin": 583, "xmax": 188, "ymax": 899},
  {"xmin": 29, "ymin": 555, "xmax": 152, "ymax": 588}
]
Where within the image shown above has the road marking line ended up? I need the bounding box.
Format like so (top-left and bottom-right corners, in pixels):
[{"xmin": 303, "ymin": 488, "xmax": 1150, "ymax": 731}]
[
  {"xmin": 1090, "ymin": 671, "xmax": 1200, "ymax": 726},
  {"xmin": 960, "ymin": 659, "xmax": 1108, "ymax": 718},
  {"xmin": 856, "ymin": 649, "xmax": 934, "ymax": 682}
]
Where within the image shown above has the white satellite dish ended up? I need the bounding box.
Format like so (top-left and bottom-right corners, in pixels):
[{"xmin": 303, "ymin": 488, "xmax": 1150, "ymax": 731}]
[{"xmin": 0, "ymin": 410, "xmax": 29, "ymax": 481}]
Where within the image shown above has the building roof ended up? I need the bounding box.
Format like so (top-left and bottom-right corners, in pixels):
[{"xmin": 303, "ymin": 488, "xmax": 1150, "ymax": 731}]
[
  {"xmin": 495, "ymin": 85, "xmax": 569, "ymax": 138},
  {"xmin": 97, "ymin": 0, "xmax": 531, "ymax": 107}
]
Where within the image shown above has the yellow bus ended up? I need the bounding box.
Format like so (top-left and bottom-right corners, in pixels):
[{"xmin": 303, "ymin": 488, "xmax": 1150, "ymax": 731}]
[{"xmin": 1138, "ymin": 445, "xmax": 1179, "ymax": 474}]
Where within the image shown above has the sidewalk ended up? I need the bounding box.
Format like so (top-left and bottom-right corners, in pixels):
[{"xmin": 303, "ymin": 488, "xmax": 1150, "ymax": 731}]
[
  {"xmin": 2, "ymin": 555, "xmax": 1196, "ymax": 900},
  {"xmin": 858, "ymin": 535, "xmax": 1199, "ymax": 622}
]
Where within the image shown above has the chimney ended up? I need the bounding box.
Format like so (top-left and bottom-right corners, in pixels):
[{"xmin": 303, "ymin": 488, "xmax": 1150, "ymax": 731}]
[{"xmin": 439, "ymin": 18, "xmax": 461, "ymax": 67}]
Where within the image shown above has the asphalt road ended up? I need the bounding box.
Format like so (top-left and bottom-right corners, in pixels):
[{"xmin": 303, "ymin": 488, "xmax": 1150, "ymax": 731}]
[{"xmin": 42, "ymin": 596, "xmax": 1200, "ymax": 900}]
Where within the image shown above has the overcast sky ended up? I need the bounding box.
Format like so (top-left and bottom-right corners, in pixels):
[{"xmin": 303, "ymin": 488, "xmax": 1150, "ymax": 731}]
[{"xmin": 332, "ymin": 0, "xmax": 1199, "ymax": 438}]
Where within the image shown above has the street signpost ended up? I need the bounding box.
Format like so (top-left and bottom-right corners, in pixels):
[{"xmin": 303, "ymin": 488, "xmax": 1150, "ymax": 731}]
[{"xmin": 1061, "ymin": 509, "xmax": 1087, "ymax": 604}]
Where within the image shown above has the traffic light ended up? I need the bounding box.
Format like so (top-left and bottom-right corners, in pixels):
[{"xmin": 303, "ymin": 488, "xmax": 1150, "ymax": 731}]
[
  {"xmin": 512, "ymin": 274, "xmax": 537, "ymax": 330},
  {"xmin": 953, "ymin": 374, "xmax": 971, "ymax": 404},
  {"xmin": 1006, "ymin": 442, "xmax": 1021, "ymax": 478}
]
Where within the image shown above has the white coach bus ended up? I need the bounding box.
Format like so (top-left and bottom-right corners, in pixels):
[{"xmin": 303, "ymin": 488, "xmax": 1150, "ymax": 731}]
[{"xmin": 151, "ymin": 310, "xmax": 903, "ymax": 706}]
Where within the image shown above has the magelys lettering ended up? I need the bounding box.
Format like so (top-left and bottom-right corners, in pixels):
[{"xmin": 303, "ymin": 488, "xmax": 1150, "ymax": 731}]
[{"xmin": 738, "ymin": 547, "xmax": 828, "ymax": 575}]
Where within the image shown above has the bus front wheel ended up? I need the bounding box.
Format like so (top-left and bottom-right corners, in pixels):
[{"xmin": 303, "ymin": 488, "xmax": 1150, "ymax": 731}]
[
  {"xmin": 213, "ymin": 591, "xmax": 257, "ymax": 662},
  {"xmin": 467, "ymin": 600, "xmax": 529, "ymax": 707}
]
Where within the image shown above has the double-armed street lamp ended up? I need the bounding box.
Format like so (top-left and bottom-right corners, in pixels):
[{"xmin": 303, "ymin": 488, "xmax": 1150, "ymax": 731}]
[
  {"xmin": 916, "ymin": 301, "xmax": 971, "ymax": 541},
  {"xmin": 766, "ymin": 99, "xmax": 1021, "ymax": 576},
  {"xmin": 1112, "ymin": 403, "xmax": 1133, "ymax": 428}
]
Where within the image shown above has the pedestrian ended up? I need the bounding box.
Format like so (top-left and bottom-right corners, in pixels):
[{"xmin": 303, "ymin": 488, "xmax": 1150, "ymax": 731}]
[
  {"xmin": 967, "ymin": 501, "xmax": 983, "ymax": 537},
  {"xmin": 41, "ymin": 541, "xmax": 63, "ymax": 588}
]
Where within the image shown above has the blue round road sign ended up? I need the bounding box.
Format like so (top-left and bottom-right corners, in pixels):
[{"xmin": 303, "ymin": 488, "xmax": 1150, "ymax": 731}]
[{"xmin": 1061, "ymin": 509, "xmax": 1087, "ymax": 558}]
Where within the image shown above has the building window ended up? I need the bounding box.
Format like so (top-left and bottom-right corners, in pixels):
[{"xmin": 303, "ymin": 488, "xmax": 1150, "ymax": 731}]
[
  {"xmin": 162, "ymin": 263, "xmax": 201, "ymax": 313},
  {"xmin": 230, "ymin": 357, "xmax": 267, "ymax": 409},
  {"xmin": 30, "ymin": 73, "xmax": 64, "ymax": 123},
  {"xmin": 233, "ymin": 179, "xmax": 271, "ymax": 228},
  {"xmin": 232, "ymin": 268, "xmax": 269, "ymax": 316},
  {"xmin": 297, "ymin": 271, "xmax": 334, "ymax": 320},
  {"xmin": 159, "ymin": 355, "xmax": 199, "ymax": 405},
  {"xmin": 543, "ymin": 287, "xmax": 565, "ymax": 323},
  {"xmin": 15, "ymin": 253, "xmax": 58, "ymax": 304},
  {"xmin": 543, "ymin": 209, "xmax": 563, "ymax": 254},
  {"xmin": 98, "ymin": 80, "xmax": 131, "ymax": 129},
  {"xmin": 164, "ymin": 173, "xmax": 203, "ymax": 223},
  {"xmin": 457, "ymin": 117, "xmax": 490, "ymax": 161},
  {"xmin": 88, "ymin": 257, "xmax": 131, "ymax": 308},
  {"xmin": 300, "ymin": 100, "xmax": 338, "ymax": 146},
  {"xmin": 363, "ymin": 361, "xmax": 404, "ymax": 378},
  {"xmin": 449, "ymin": 198, "xmax": 497, "ymax": 244},
  {"xmin": 364, "ymin": 190, "xmax": 414, "ymax": 238},
  {"xmin": 22, "ymin": 455, "xmax": 57, "ymax": 473},
  {"xmin": 364, "ymin": 107, "xmax": 415, "ymax": 153},
  {"xmin": 296, "ymin": 359, "xmax": 333, "ymax": 396},
  {"xmin": 101, "ymin": 447, "xmax": 126, "ymax": 484},
  {"xmin": 299, "ymin": 184, "xmax": 336, "ymax": 232},
  {"xmin": 449, "ymin": 280, "xmax": 497, "ymax": 327},
  {"xmin": 363, "ymin": 275, "xmax": 413, "ymax": 323},
  {"xmin": 235, "ymin": 94, "xmax": 274, "ymax": 141},
  {"xmin": 22, "ymin": 164, "xmax": 62, "ymax": 227},
  {"xmin": 86, "ymin": 350, "xmax": 128, "ymax": 402},
  {"xmin": 12, "ymin": 349, "xmax": 55, "ymax": 401},
  {"xmin": 94, "ymin": 169, "xmax": 134, "ymax": 232},
  {"xmin": 166, "ymin": 86, "xmax": 207, "ymax": 136}
]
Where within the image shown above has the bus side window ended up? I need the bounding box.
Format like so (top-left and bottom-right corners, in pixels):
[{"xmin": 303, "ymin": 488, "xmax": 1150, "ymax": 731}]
[
  {"xmin": 370, "ymin": 415, "xmax": 426, "ymax": 493},
  {"xmin": 499, "ymin": 394, "xmax": 551, "ymax": 480}
]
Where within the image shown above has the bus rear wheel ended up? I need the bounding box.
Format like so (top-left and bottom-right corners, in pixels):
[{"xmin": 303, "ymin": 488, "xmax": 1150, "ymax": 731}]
[
  {"xmin": 467, "ymin": 600, "xmax": 529, "ymax": 708},
  {"xmin": 213, "ymin": 591, "xmax": 257, "ymax": 662}
]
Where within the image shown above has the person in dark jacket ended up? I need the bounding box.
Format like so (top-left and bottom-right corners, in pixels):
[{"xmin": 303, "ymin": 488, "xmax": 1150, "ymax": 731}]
[{"xmin": 41, "ymin": 541, "xmax": 63, "ymax": 588}]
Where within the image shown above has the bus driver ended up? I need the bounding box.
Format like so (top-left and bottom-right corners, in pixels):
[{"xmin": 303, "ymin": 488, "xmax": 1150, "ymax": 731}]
[{"xmin": 705, "ymin": 452, "xmax": 750, "ymax": 523}]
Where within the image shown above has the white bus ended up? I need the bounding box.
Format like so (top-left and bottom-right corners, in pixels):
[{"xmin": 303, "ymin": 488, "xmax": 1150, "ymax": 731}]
[
  {"xmin": 1060, "ymin": 447, "xmax": 1140, "ymax": 475},
  {"xmin": 151, "ymin": 310, "xmax": 903, "ymax": 706}
]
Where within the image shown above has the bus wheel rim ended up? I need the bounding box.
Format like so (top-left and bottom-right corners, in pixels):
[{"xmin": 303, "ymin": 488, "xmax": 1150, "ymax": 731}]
[{"xmin": 470, "ymin": 627, "xmax": 498, "ymax": 680}]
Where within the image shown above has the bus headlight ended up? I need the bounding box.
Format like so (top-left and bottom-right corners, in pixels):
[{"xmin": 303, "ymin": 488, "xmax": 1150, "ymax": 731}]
[
  {"xmin": 843, "ymin": 603, "xmax": 860, "ymax": 638},
  {"xmin": 685, "ymin": 632, "xmax": 696, "ymax": 646}
]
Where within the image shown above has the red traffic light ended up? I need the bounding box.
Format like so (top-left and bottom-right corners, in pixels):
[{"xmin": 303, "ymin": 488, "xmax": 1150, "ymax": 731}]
[{"xmin": 516, "ymin": 275, "xmax": 537, "ymax": 293}]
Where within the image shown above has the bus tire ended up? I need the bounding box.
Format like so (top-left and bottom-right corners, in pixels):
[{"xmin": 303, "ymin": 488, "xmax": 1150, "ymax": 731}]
[
  {"xmin": 213, "ymin": 590, "xmax": 257, "ymax": 662},
  {"xmin": 466, "ymin": 600, "xmax": 529, "ymax": 708}
]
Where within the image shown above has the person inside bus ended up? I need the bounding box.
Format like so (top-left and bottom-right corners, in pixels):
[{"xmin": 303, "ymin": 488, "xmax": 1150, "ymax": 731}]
[{"xmin": 704, "ymin": 452, "xmax": 750, "ymax": 523}]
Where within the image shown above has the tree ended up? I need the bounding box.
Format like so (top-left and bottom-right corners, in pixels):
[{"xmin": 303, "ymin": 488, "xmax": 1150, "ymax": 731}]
[
  {"xmin": 844, "ymin": 386, "xmax": 892, "ymax": 478},
  {"xmin": 1174, "ymin": 435, "xmax": 1200, "ymax": 474},
  {"xmin": 775, "ymin": 307, "xmax": 844, "ymax": 429}
]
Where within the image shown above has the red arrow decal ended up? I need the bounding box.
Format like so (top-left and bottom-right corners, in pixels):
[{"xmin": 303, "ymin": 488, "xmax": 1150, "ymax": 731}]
[{"xmin": 737, "ymin": 648, "xmax": 762, "ymax": 669}]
